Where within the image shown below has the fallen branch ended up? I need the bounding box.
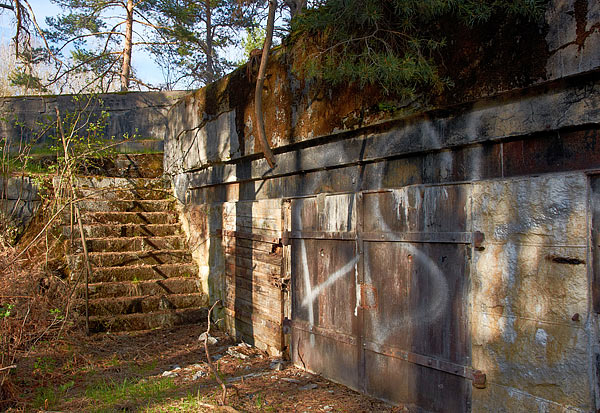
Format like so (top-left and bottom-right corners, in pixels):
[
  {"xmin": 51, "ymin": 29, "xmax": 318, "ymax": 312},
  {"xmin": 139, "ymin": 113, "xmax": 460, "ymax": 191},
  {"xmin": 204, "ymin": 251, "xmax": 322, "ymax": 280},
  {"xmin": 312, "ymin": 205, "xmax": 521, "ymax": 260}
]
[
  {"xmin": 0, "ymin": 365, "xmax": 16, "ymax": 372},
  {"xmin": 203, "ymin": 300, "xmax": 227, "ymax": 406}
]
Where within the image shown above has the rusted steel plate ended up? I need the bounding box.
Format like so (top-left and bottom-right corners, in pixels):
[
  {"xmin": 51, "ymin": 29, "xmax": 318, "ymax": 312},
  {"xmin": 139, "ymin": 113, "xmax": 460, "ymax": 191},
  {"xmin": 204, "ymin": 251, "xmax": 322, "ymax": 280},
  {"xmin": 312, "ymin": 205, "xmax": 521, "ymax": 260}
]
[
  {"xmin": 287, "ymin": 189, "xmax": 472, "ymax": 409},
  {"xmin": 364, "ymin": 350, "xmax": 471, "ymax": 412},
  {"xmin": 292, "ymin": 328, "xmax": 362, "ymax": 393},
  {"xmin": 291, "ymin": 238, "xmax": 358, "ymax": 335},
  {"xmin": 290, "ymin": 228, "xmax": 361, "ymax": 395},
  {"xmin": 362, "ymin": 186, "xmax": 469, "ymax": 234},
  {"xmin": 362, "ymin": 241, "xmax": 469, "ymax": 364},
  {"xmin": 284, "ymin": 230, "xmax": 478, "ymax": 244}
]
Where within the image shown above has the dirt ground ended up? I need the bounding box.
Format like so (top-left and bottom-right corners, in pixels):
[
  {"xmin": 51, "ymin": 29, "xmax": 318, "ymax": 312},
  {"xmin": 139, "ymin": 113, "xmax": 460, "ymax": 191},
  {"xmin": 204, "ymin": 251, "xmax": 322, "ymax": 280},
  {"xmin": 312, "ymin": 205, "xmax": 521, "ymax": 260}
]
[{"xmin": 6, "ymin": 323, "xmax": 404, "ymax": 412}]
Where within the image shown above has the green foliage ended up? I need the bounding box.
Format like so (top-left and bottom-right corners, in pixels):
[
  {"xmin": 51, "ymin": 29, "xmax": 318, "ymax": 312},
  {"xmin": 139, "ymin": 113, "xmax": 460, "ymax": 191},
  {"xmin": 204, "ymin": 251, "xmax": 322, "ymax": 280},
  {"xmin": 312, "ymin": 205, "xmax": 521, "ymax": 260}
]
[
  {"xmin": 0, "ymin": 303, "xmax": 13, "ymax": 318},
  {"xmin": 34, "ymin": 356, "xmax": 57, "ymax": 375},
  {"xmin": 84, "ymin": 377, "xmax": 175, "ymax": 411},
  {"xmin": 32, "ymin": 381, "xmax": 74, "ymax": 410},
  {"xmin": 44, "ymin": 0, "xmax": 145, "ymax": 91},
  {"xmin": 47, "ymin": 95, "xmax": 123, "ymax": 177},
  {"xmin": 147, "ymin": 0, "xmax": 258, "ymax": 87},
  {"xmin": 242, "ymin": 25, "xmax": 266, "ymax": 59},
  {"xmin": 292, "ymin": 0, "xmax": 546, "ymax": 97}
]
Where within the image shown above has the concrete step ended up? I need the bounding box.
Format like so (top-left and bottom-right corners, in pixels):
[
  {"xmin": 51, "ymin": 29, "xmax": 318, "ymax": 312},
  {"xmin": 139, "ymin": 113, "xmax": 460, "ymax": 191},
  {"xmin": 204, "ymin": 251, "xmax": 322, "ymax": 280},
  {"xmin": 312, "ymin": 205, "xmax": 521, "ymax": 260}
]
[
  {"xmin": 70, "ymin": 236, "xmax": 187, "ymax": 253},
  {"xmin": 75, "ymin": 199, "xmax": 175, "ymax": 213},
  {"xmin": 69, "ymin": 250, "xmax": 192, "ymax": 268},
  {"xmin": 86, "ymin": 277, "xmax": 202, "ymax": 299},
  {"xmin": 71, "ymin": 176, "xmax": 169, "ymax": 190},
  {"xmin": 81, "ymin": 211, "xmax": 178, "ymax": 225},
  {"xmin": 113, "ymin": 153, "xmax": 163, "ymax": 177},
  {"xmin": 84, "ymin": 293, "xmax": 208, "ymax": 317},
  {"xmin": 88, "ymin": 307, "xmax": 208, "ymax": 333},
  {"xmin": 80, "ymin": 153, "xmax": 163, "ymax": 178},
  {"xmin": 64, "ymin": 223, "xmax": 182, "ymax": 238},
  {"xmin": 75, "ymin": 187, "xmax": 170, "ymax": 201},
  {"xmin": 114, "ymin": 139, "xmax": 164, "ymax": 154},
  {"xmin": 90, "ymin": 263, "xmax": 199, "ymax": 283}
]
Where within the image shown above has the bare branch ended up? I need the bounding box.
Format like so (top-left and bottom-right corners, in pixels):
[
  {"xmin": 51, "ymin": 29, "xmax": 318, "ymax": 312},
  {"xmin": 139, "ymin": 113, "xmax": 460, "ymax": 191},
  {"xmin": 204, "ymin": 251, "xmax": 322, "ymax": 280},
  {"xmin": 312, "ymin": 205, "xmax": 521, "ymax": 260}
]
[{"xmin": 204, "ymin": 300, "xmax": 228, "ymax": 406}]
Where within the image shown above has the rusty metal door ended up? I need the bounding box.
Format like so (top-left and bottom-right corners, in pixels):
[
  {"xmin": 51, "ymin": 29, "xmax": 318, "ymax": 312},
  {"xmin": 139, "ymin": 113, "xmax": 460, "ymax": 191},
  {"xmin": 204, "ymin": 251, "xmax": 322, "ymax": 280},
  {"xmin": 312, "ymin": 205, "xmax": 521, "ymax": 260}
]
[{"xmin": 284, "ymin": 186, "xmax": 482, "ymax": 412}]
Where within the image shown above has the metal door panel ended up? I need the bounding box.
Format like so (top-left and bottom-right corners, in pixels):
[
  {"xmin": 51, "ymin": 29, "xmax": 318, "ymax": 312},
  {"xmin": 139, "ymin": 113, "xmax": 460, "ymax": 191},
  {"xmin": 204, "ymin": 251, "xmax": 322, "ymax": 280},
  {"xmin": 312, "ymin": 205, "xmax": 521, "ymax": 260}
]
[{"xmin": 286, "ymin": 187, "xmax": 474, "ymax": 411}]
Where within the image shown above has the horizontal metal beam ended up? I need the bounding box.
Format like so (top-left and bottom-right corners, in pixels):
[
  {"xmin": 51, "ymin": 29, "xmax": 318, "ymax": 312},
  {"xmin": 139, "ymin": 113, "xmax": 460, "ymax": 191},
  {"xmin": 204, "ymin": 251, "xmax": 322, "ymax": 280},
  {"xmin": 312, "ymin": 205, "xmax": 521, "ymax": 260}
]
[
  {"xmin": 284, "ymin": 230, "xmax": 482, "ymax": 245},
  {"xmin": 364, "ymin": 340, "xmax": 485, "ymax": 387},
  {"xmin": 291, "ymin": 320, "xmax": 486, "ymax": 387},
  {"xmin": 361, "ymin": 231, "xmax": 473, "ymax": 244}
]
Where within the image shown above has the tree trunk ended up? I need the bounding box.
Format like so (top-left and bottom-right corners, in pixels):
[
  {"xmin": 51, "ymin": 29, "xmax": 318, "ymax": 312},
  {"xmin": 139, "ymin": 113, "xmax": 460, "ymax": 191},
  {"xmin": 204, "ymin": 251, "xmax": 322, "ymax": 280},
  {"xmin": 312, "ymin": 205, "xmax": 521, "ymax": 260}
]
[
  {"xmin": 205, "ymin": 0, "xmax": 214, "ymax": 83},
  {"xmin": 254, "ymin": 0, "xmax": 277, "ymax": 169},
  {"xmin": 120, "ymin": 0, "xmax": 134, "ymax": 91},
  {"xmin": 283, "ymin": 0, "xmax": 306, "ymax": 18}
]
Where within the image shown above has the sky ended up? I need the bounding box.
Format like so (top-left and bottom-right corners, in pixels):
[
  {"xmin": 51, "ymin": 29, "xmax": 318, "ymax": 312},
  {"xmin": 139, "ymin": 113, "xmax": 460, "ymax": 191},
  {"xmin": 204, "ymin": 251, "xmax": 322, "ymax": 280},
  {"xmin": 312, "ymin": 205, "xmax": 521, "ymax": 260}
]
[{"xmin": 0, "ymin": 0, "xmax": 248, "ymax": 90}]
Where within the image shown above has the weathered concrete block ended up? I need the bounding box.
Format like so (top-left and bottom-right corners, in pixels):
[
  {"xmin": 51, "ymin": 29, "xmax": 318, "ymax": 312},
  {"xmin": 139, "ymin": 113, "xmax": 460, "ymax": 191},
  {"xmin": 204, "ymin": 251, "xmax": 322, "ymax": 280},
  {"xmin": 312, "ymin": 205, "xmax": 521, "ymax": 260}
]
[
  {"xmin": 472, "ymin": 314, "xmax": 591, "ymax": 410},
  {"xmin": 0, "ymin": 176, "xmax": 40, "ymax": 201},
  {"xmin": 471, "ymin": 174, "xmax": 588, "ymax": 246},
  {"xmin": 473, "ymin": 243, "xmax": 587, "ymax": 323},
  {"xmin": 473, "ymin": 382, "xmax": 588, "ymax": 413},
  {"xmin": 0, "ymin": 199, "xmax": 40, "ymax": 227}
]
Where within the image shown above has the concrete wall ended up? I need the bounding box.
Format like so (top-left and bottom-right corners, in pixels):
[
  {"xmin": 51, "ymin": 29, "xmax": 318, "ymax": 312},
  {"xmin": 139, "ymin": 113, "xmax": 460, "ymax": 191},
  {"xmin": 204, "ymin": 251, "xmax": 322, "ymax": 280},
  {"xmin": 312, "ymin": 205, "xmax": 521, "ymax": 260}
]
[
  {"xmin": 0, "ymin": 91, "xmax": 187, "ymax": 153},
  {"xmin": 0, "ymin": 176, "xmax": 41, "ymax": 237},
  {"xmin": 162, "ymin": 0, "xmax": 600, "ymax": 410}
]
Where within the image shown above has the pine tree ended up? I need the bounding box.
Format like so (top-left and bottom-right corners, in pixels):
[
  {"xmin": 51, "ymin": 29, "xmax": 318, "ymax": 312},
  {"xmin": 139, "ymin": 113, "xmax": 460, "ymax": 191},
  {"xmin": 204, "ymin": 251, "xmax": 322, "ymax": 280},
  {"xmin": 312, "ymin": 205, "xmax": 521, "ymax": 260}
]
[
  {"xmin": 147, "ymin": 0, "xmax": 258, "ymax": 88},
  {"xmin": 291, "ymin": 0, "xmax": 546, "ymax": 97},
  {"xmin": 45, "ymin": 0, "xmax": 161, "ymax": 91}
]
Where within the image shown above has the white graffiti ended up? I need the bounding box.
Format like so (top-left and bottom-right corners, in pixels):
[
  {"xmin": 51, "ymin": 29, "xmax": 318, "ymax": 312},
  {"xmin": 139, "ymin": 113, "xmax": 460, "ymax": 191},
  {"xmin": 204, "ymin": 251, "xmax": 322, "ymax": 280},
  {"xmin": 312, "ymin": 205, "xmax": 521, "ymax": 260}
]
[
  {"xmin": 300, "ymin": 254, "xmax": 360, "ymax": 308},
  {"xmin": 295, "ymin": 122, "xmax": 454, "ymax": 345},
  {"xmin": 298, "ymin": 238, "xmax": 316, "ymax": 345}
]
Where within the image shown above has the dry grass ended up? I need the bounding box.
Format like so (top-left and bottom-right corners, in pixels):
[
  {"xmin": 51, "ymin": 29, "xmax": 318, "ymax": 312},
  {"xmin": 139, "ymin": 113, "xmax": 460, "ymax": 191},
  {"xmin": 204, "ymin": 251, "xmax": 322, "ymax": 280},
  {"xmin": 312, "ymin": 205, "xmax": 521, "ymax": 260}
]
[{"xmin": 0, "ymin": 202, "xmax": 80, "ymax": 410}]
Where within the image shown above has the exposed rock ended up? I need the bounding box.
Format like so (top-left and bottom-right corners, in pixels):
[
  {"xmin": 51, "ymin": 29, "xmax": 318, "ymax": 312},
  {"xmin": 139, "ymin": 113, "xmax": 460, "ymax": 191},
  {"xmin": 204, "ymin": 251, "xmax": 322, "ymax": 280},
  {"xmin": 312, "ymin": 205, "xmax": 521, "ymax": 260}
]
[{"xmin": 198, "ymin": 332, "xmax": 218, "ymax": 345}]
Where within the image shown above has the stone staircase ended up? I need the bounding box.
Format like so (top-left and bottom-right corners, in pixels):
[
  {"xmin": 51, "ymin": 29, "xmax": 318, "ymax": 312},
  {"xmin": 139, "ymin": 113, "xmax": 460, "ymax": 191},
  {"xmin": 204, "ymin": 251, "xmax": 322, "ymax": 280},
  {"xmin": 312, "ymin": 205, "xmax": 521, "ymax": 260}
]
[{"xmin": 63, "ymin": 154, "xmax": 207, "ymax": 333}]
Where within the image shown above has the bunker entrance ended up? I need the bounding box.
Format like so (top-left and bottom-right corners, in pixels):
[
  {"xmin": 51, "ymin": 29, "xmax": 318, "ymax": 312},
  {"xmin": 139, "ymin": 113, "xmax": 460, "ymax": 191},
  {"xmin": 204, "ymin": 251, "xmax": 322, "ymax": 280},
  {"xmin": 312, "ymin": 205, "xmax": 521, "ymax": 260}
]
[{"xmin": 283, "ymin": 187, "xmax": 482, "ymax": 410}]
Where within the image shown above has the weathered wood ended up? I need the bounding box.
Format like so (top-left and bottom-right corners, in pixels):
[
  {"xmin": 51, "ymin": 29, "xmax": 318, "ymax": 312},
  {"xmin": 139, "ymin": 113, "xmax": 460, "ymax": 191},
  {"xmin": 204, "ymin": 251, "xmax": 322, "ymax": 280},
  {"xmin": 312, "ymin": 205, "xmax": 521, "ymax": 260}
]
[
  {"xmin": 225, "ymin": 263, "xmax": 280, "ymax": 284},
  {"xmin": 224, "ymin": 276, "xmax": 282, "ymax": 301},
  {"xmin": 225, "ymin": 255, "xmax": 280, "ymax": 276},
  {"xmin": 224, "ymin": 244, "xmax": 282, "ymax": 266},
  {"xmin": 224, "ymin": 236, "xmax": 280, "ymax": 253}
]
